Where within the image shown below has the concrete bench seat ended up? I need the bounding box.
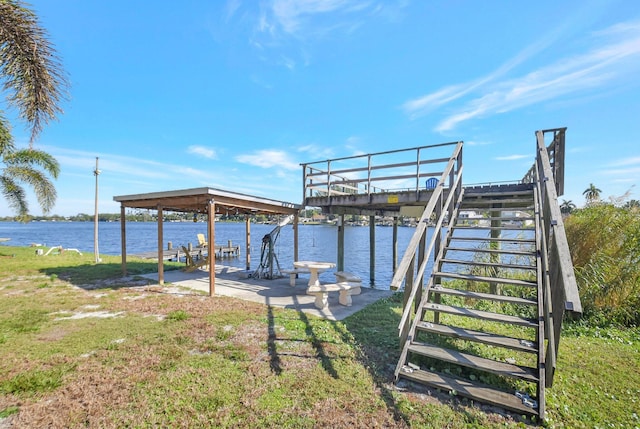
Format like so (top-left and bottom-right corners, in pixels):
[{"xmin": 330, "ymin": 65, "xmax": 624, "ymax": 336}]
[
  {"xmin": 281, "ymin": 267, "xmax": 311, "ymax": 287},
  {"xmin": 307, "ymin": 282, "xmax": 359, "ymax": 309},
  {"xmin": 333, "ymin": 271, "xmax": 362, "ymax": 295}
]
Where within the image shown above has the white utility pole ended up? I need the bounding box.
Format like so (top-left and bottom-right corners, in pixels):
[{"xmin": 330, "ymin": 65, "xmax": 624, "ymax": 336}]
[{"xmin": 94, "ymin": 157, "xmax": 101, "ymax": 263}]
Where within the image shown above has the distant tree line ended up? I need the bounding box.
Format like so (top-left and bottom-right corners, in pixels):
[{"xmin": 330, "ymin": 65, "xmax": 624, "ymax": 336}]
[{"xmin": 0, "ymin": 209, "xmax": 324, "ymax": 223}]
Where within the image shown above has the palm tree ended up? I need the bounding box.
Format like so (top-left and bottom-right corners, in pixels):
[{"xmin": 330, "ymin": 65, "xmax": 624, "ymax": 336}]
[
  {"xmin": 1, "ymin": 116, "xmax": 59, "ymax": 217},
  {"xmin": 0, "ymin": 0, "xmax": 68, "ymax": 217},
  {"xmin": 560, "ymin": 199, "xmax": 576, "ymax": 215},
  {"xmin": 583, "ymin": 183, "xmax": 602, "ymax": 204},
  {"xmin": 625, "ymin": 199, "xmax": 640, "ymax": 210}
]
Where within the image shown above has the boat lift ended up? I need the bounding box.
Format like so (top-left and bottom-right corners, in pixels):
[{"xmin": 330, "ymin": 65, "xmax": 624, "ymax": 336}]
[{"xmin": 252, "ymin": 214, "xmax": 294, "ymax": 280}]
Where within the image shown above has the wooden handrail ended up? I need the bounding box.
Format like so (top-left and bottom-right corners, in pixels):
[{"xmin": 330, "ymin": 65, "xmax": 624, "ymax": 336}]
[
  {"xmin": 301, "ymin": 142, "xmax": 461, "ymax": 199},
  {"xmin": 396, "ymin": 165, "xmax": 464, "ymax": 334},
  {"xmin": 390, "ymin": 143, "xmax": 463, "ymax": 337},
  {"xmin": 532, "ymin": 128, "xmax": 582, "ymax": 387}
]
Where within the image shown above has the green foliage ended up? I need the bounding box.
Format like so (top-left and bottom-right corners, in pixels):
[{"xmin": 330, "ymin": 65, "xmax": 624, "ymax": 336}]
[
  {"xmin": 165, "ymin": 310, "xmax": 190, "ymax": 322},
  {"xmin": 0, "ymin": 365, "xmax": 75, "ymax": 395},
  {"xmin": 565, "ymin": 203, "xmax": 640, "ymax": 326},
  {"xmin": 0, "ymin": 309, "xmax": 49, "ymax": 334},
  {"xmin": 0, "ymin": 406, "xmax": 19, "ymax": 418}
]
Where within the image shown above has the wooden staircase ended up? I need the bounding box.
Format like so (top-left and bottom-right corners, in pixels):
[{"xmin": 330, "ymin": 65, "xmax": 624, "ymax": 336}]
[
  {"xmin": 395, "ymin": 185, "xmax": 546, "ymax": 417},
  {"xmin": 301, "ymin": 126, "xmax": 582, "ymax": 420}
]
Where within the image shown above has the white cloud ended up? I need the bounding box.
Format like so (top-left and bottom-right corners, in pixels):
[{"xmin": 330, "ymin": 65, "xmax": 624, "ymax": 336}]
[
  {"xmin": 297, "ymin": 143, "xmax": 334, "ymax": 160},
  {"xmin": 187, "ymin": 145, "xmax": 218, "ymax": 159},
  {"xmin": 269, "ymin": 0, "xmax": 370, "ymax": 35},
  {"xmin": 495, "ymin": 154, "xmax": 530, "ymax": 161},
  {"xmin": 46, "ymin": 146, "xmax": 223, "ymax": 184},
  {"xmin": 403, "ymin": 19, "xmax": 640, "ymax": 132},
  {"xmin": 235, "ymin": 149, "xmax": 300, "ymax": 170},
  {"xmin": 465, "ymin": 140, "xmax": 491, "ymax": 147},
  {"xmin": 608, "ymin": 156, "xmax": 640, "ymax": 167},
  {"xmin": 603, "ymin": 166, "xmax": 640, "ymax": 176}
]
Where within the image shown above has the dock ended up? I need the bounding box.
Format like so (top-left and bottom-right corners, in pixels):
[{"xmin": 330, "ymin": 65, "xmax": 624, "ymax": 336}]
[{"xmin": 131, "ymin": 241, "xmax": 240, "ymax": 261}]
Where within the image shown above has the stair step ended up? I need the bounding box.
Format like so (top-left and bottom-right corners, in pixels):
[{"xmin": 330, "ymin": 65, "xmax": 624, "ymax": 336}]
[
  {"xmin": 398, "ymin": 368, "xmax": 539, "ymax": 416},
  {"xmin": 463, "ymin": 186, "xmax": 534, "ymax": 196},
  {"xmin": 461, "ymin": 197, "xmax": 533, "ymax": 204},
  {"xmin": 430, "ymin": 285, "xmax": 538, "ymax": 306},
  {"xmin": 461, "ymin": 207, "xmax": 535, "ymax": 213},
  {"xmin": 433, "ymin": 271, "xmax": 537, "ymax": 287},
  {"xmin": 407, "ymin": 342, "xmax": 539, "ymax": 382},
  {"xmin": 448, "ymin": 236, "xmax": 535, "ymax": 243},
  {"xmin": 416, "ymin": 321, "xmax": 538, "ymax": 353},
  {"xmin": 459, "ymin": 216, "xmax": 535, "ymax": 222},
  {"xmin": 460, "ymin": 198, "xmax": 534, "ymax": 207},
  {"xmin": 445, "ymin": 246, "xmax": 535, "ymax": 256},
  {"xmin": 439, "ymin": 258, "xmax": 537, "ymax": 271},
  {"xmin": 453, "ymin": 225, "xmax": 534, "ymax": 231},
  {"xmin": 423, "ymin": 303, "xmax": 538, "ymax": 327}
]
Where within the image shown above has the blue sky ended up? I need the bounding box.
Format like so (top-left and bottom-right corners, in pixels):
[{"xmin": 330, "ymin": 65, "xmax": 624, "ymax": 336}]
[{"xmin": 4, "ymin": 0, "xmax": 640, "ymax": 217}]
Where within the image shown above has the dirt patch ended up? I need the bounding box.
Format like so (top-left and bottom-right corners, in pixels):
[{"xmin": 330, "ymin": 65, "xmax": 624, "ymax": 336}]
[
  {"xmin": 36, "ymin": 326, "xmax": 72, "ymax": 342},
  {"xmin": 53, "ymin": 311, "xmax": 124, "ymax": 321},
  {"xmin": 76, "ymin": 276, "xmax": 151, "ymax": 290}
]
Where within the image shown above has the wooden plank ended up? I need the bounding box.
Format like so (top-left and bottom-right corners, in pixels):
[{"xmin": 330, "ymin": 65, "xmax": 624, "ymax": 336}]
[
  {"xmin": 453, "ymin": 225, "xmax": 534, "ymax": 231},
  {"xmin": 440, "ymin": 258, "xmax": 536, "ymax": 271},
  {"xmin": 416, "ymin": 321, "xmax": 538, "ymax": 353},
  {"xmin": 461, "ymin": 197, "xmax": 534, "ymax": 204},
  {"xmin": 445, "ymin": 246, "xmax": 534, "ymax": 256},
  {"xmin": 429, "ymin": 285, "xmax": 538, "ymax": 306},
  {"xmin": 462, "ymin": 216, "xmax": 535, "ymax": 222},
  {"xmin": 432, "ymin": 271, "xmax": 537, "ymax": 287},
  {"xmin": 448, "ymin": 236, "xmax": 535, "ymax": 243},
  {"xmin": 407, "ymin": 343, "xmax": 539, "ymax": 382},
  {"xmin": 423, "ymin": 303, "xmax": 538, "ymax": 327},
  {"xmin": 398, "ymin": 368, "xmax": 539, "ymax": 416}
]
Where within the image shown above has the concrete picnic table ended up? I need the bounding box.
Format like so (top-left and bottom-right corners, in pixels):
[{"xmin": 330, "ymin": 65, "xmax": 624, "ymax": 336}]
[{"xmin": 293, "ymin": 260, "xmax": 335, "ymax": 289}]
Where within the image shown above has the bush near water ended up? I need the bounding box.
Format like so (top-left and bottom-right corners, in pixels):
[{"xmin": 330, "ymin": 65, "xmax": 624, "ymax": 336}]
[{"xmin": 564, "ymin": 202, "xmax": 640, "ymax": 327}]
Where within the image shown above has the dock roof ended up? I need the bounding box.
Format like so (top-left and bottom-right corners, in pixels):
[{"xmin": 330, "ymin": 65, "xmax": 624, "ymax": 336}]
[{"xmin": 113, "ymin": 187, "xmax": 301, "ymax": 215}]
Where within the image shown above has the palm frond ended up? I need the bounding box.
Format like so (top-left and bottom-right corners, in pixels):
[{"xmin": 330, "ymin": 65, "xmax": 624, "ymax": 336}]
[
  {"xmin": 0, "ymin": 173, "xmax": 28, "ymax": 215},
  {"xmin": 0, "ymin": 0, "xmax": 69, "ymax": 145},
  {"xmin": 3, "ymin": 165, "xmax": 56, "ymax": 213},
  {"xmin": 4, "ymin": 147, "xmax": 60, "ymax": 178},
  {"xmin": 0, "ymin": 113, "xmax": 16, "ymax": 155}
]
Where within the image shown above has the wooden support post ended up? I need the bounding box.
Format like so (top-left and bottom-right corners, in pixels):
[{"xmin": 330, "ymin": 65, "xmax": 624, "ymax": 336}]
[
  {"xmin": 157, "ymin": 205, "xmax": 164, "ymax": 285},
  {"xmin": 369, "ymin": 215, "xmax": 375, "ymax": 285},
  {"xmin": 434, "ymin": 196, "xmax": 443, "ymax": 324},
  {"xmin": 490, "ymin": 203, "xmax": 502, "ymax": 295},
  {"xmin": 416, "ymin": 226, "xmax": 426, "ymax": 312},
  {"xmin": 400, "ymin": 254, "xmax": 416, "ymax": 345},
  {"xmin": 245, "ymin": 215, "xmax": 251, "ymax": 270},
  {"xmin": 392, "ymin": 216, "xmax": 398, "ymax": 273},
  {"xmin": 208, "ymin": 200, "xmax": 216, "ymax": 297},
  {"xmin": 120, "ymin": 205, "xmax": 127, "ymax": 276},
  {"xmin": 293, "ymin": 211, "xmax": 299, "ymax": 263},
  {"xmin": 337, "ymin": 214, "xmax": 345, "ymax": 272}
]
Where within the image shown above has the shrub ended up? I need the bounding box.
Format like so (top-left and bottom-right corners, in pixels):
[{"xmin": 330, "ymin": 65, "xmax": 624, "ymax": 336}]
[{"xmin": 564, "ymin": 203, "xmax": 640, "ymax": 326}]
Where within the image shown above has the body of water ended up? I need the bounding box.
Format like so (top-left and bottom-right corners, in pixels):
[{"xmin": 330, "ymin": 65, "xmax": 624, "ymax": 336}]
[{"xmin": 0, "ymin": 221, "xmax": 425, "ymax": 288}]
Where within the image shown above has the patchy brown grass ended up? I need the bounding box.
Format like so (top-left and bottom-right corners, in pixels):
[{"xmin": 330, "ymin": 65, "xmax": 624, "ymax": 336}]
[{"xmin": 1, "ymin": 246, "xmax": 579, "ymax": 428}]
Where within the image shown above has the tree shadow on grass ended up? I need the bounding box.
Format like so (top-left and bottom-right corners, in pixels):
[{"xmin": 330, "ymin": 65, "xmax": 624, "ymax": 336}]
[
  {"xmin": 339, "ymin": 293, "xmax": 535, "ymax": 426},
  {"xmin": 338, "ymin": 292, "xmax": 413, "ymax": 426}
]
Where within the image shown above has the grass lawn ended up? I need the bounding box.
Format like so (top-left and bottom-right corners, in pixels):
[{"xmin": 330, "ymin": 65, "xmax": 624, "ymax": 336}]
[{"xmin": 0, "ymin": 245, "xmax": 638, "ymax": 428}]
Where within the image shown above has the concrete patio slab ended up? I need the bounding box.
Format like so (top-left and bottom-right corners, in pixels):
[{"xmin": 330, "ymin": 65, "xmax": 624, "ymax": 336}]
[{"xmin": 140, "ymin": 265, "xmax": 395, "ymax": 321}]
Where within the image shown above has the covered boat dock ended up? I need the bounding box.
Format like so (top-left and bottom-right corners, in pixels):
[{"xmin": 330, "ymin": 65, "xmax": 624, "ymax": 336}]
[{"xmin": 113, "ymin": 187, "xmax": 302, "ymax": 296}]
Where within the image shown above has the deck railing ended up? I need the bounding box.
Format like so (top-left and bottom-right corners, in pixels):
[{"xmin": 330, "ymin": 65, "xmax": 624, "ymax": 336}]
[
  {"xmin": 389, "ymin": 143, "xmax": 464, "ymax": 342},
  {"xmin": 301, "ymin": 142, "xmax": 461, "ymax": 200},
  {"xmin": 525, "ymin": 128, "xmax": 582, "ymax": 387}
]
